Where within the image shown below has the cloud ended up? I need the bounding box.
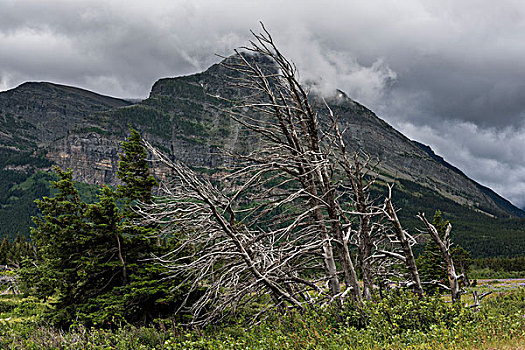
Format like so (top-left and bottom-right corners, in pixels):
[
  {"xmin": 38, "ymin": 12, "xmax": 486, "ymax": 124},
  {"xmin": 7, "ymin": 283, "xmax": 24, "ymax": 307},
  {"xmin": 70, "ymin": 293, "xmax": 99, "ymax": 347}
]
[
  {"xmin": 261, "ymin": 27, "xmax": 398, "ymax": 105},
  {"xmin": 398, "ymin": 120, "xmax": 525, "ymax": 207},
  {"xmin": 2, "ymin": 0, "xmax": 525, "ymax": 207}
]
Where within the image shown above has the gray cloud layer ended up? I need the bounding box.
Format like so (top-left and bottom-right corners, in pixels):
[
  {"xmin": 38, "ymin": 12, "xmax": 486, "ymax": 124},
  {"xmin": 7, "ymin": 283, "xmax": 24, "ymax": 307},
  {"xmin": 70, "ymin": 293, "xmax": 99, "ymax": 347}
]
[{"xmin": 2, "ymin": 0, "xmax": 525, "ymax": 207}]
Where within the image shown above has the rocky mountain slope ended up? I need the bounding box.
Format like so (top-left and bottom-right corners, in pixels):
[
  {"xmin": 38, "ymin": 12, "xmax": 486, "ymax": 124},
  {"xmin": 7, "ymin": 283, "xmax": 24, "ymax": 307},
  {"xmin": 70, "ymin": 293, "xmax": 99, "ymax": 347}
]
[
  {"xmin": 32, "ymin": 58, "xmax": 522, "ymax": 218},
  {"xmin": 0, "ymin": 82, "xmax": 130, "ymax": 150},
  {"xmin": 1, "ymin": 57, "xmax": 524, "ymax": 256}
]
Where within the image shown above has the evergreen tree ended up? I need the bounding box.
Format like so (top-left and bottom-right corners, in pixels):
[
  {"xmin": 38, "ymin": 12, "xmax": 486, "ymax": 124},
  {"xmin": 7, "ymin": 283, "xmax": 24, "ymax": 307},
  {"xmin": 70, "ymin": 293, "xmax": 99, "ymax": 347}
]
[
  {"xmin": 25, "ymin": 168, "xmax": 91, "ymax": 321},
  {"xmin": 74, "ymin": 186, "xmax": 128, "ymax": 325},
  {"xmin": 417, "ymin": 211, "xmax": 449, "ymax": 293},
  {"xmin": 0, "ymin": 238, "xmax": 9, "ymax": 266},
  {"xmin": 21, "ymin": 130, "xmax": 192, "ymax": 326},
  {"xmin": 20, "ymin": 168, "xmax": 125, "ymax": 324},
  {"xmin": 109, "ymin": 127, "xmax": 183, "ymax": 324},
  {"xmin": 116, "ymin": 127, "xmax": 157, "ymax": 206}
]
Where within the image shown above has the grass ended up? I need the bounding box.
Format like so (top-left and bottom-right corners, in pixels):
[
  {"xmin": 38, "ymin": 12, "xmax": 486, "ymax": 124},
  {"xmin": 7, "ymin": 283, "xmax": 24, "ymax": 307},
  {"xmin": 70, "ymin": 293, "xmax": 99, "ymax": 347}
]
[
  {"xmin": 0, "ymin": 282, "xmax": 523, "ymax": 349},
  {"xmin": 470, "ymin": 268, "xmax": 525, "ymax": 280}
]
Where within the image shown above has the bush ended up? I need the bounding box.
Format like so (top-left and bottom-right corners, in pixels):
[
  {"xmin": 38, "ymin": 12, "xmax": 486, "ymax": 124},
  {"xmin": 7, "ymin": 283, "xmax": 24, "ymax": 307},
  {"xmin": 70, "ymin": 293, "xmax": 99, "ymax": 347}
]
[
  {"xmin": 364, "ymin": 290, "xmax": 470, "ymax": 336},
  {"xmin": 0, "ymin": 297, "xmax": 18, "ymax": 314}
]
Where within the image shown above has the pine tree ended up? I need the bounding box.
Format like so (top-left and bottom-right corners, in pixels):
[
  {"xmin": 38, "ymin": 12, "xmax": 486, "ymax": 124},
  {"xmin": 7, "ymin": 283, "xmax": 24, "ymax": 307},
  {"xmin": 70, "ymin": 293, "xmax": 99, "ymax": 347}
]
[
  {"xmin": 22, "ymin": 169, "xmax": 126, "ymax": 325},
  {"xmin": 21, "ymin": 130, "xmax": 192, "ymax": 326},
  {"xmin": 110, "ymin": 127, "xmax": 181, "ymax": 324},
  {"xmin": 26, "ymin": 167, "xmax": 91, "ymax": 322},
  {"xmin": 116, "ymin": 127, "xmax": 157, "ymax": 206},
  {"xmin": 417, "ymin": 210, "xmax": 449, "ymax": 293},
  {"xmin": 81, "ymin": 127, "xmax": 185, "ymax": 325},
  {"xmin": 73, "ymin": 186, "xmax": 129, "ymax": 325}
]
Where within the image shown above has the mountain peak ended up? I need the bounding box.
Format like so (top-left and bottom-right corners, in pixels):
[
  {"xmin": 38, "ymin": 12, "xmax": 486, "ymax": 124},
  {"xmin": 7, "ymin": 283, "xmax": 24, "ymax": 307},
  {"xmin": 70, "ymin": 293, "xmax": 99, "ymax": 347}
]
[{"xmin": 1, "ymin": 59, "xmax": 525, "ymax": 256}]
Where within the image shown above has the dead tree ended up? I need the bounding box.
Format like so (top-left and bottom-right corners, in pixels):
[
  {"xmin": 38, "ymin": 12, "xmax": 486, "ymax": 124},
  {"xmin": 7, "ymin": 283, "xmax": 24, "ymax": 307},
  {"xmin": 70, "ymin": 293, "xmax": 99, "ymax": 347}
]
[
  {"xmin": 0, "ymin": 268, "xmax": 19, "ymax": 295},
  {"xmin": 139, "ymin": 143, "xmax": 332, "ymax": 325},
  {"xmin": 324, "ymin": 103, "xmax": 394, "ymax": 300},
  {"xmin": 382, "ymin": 188, "xmax": 424, "ymax": 296},
  {"xmin": 139, "ymin": 24, "xmax": 440, "ymax": 323},
  {"xmin": 469, "ymin": 291, "xmax": 492, "ymax": 309},
  {"xmin": 418, "ymin": 212, "xmax": 462, "ymax": 302},
  {"xmin": 219, "ymin": 25, "xmax": 364, "ymax": 305}
]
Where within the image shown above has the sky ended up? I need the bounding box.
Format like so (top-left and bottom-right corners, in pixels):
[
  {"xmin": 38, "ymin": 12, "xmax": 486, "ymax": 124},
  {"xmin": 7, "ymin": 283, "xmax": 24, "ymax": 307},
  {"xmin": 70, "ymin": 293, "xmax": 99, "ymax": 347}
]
[{"xmin": 2, "ymin": 0, "xmax": 525, "ymax": 208}]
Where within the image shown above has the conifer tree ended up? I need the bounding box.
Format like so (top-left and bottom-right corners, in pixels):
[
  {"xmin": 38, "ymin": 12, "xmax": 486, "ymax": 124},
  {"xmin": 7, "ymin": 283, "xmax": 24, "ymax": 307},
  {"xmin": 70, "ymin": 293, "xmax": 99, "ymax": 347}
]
[
  {"xmin": 417, "ymin": 210, "xmax": 471, "ymax": 293},
  {"xmin": 110, "ymin": 127, "xmax": 181, "ymax": 324},
  {"xmin": 22, "ymin": 130, "xmax": 190, "ymax": 326},
  {"xmin": 0, "ymin": 238, "xmax": 7, "ymax": 265},
  {"xmin": 27, "ymin": 168, "xmax": 91, "ymax": 321},
  {"xmin": 417, "ymin": 211, "xmax": 449, "ymax": 293},
  {"xmin": 79, "ymin": 127, "xmax": 183, "ymax": 325},
  {"xmin": 116, "ymin": 127, "xmax": 157, "ymax": 206}
]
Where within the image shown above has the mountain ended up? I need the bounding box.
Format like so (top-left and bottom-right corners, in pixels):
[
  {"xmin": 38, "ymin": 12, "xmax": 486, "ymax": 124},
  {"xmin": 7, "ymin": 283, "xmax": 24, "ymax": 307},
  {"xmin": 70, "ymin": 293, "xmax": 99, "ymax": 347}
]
[
  {"xmin": 1, "ymin": 57, "xmax": 524, "ymax": 257},
  {"xmin": 0, "ymin": 82, "xmax": 132, "ymax": 237}
]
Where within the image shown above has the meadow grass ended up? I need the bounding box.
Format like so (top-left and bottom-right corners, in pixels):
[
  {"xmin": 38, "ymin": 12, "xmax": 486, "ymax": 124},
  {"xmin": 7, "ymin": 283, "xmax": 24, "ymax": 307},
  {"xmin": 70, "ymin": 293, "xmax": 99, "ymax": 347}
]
[{"xmin": 0, "ymin": 283, "xmax": 523, "ymax": 349}]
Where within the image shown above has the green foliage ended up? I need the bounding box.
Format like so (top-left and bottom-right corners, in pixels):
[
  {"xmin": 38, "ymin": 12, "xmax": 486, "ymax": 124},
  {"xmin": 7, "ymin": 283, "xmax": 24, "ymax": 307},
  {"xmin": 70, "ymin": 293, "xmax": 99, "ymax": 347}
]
[
  {"xmin": 472, "ymin": 256, "xmax": 525, "ymax": 276},
  {"xmin": 451, "ymin": 245, "xmax": 472, "ymax": 279},
  {"xmin": 24, "ymin": 167, "xmax": 89, "ymax": 302},
  {"xmin": 0, "ymin": 296, "xmax": 19, "ymax": 313},
  {"xmin": 0, "ymin": 235, "xmax": 33, "ymax": 267},
  {"xmin": 21, "ymin": 169, "xmax": 131, "ymax": 325},
  {"xmin": 416, "ymin": 211, "xmax": 472, "ymax": 293},
  {"xmin": 1, "ymin": 289, "xmax": 524, "ymax": 349},
  {"xmin": 470, "ymin": 267, "xmax": 524, "ymax": 279},
  {"xmin": 482, "ymin": 286, "xmax": 525, "ymax": 316},
  {"xmin": 20, "ymin": 129, "xmax": 192, "ymax": 327},
  {"xmin": 99, "ymin": 127, "xmax": 189, "ymax": 325},
  {"xmin": 0, "ymin": 168, "xmax": 53, "ymax": 240},
  {"xmin": 364, "ymin": 290, "xmax": 470, "ymax": 336},
  {"xmin": 116, "ymin": 127, "xmax": 157, "ymax": 205}
]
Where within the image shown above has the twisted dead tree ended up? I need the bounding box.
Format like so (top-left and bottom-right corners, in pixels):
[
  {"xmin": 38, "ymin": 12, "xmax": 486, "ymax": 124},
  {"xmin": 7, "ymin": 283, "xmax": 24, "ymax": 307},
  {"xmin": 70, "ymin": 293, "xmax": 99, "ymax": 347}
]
[
  {"xmin": 383, "ymin": 188, "xmax": 424, "ymax": 296},
  {"xmin": 218, "ymin": 24, "xmax": 426, "ymax": 304},
  {"xmin": 139, "ymin": 24, "xmax": 431, "ymax": 323},
  {"xmin": 325, "ymin": 103, "xmax": 422, "ymax": 299},
  {"xmin": 140, "ymin": 142, "xmax": 332, "ymax": 325},
  {"xmin": 220, "ymin": 26, "xmax": 365, "ymax": 305}
]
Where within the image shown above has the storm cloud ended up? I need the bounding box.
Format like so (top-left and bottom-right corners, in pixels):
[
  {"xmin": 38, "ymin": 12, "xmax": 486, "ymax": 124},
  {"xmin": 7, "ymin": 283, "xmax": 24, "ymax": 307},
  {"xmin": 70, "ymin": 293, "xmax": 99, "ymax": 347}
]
[{"xmin": 2, "ymin": 0, "xmax": 525, "ymax": 207}]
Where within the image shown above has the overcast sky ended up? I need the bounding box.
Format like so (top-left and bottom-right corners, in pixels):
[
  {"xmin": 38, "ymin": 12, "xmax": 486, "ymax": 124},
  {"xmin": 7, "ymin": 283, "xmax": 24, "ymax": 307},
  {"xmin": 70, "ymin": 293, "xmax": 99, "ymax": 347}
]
[{"xmin": 2, "ymin": 0, "xmax": 525, "ymax": 208}]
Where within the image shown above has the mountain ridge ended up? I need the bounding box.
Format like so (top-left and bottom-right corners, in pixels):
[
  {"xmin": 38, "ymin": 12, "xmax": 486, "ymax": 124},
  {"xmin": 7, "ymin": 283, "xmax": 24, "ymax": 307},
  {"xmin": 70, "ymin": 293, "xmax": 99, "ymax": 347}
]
[
  {"xmin": 1, "ymin": 60, "xmax": 522, "ymax": 218},
  {"xmin": 413, "ymin": 140, "xmax": 524, "ymax": 217},
  {"xmin": 1, "ymin": 57, "xmax": 524, "ymax": 257}
]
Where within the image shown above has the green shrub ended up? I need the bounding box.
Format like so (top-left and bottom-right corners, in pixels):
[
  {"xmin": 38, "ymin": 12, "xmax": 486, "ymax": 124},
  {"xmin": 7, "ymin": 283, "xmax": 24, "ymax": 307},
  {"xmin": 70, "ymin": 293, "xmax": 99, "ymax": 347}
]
[
  {"xmin": 0, "ymin": 297, "xmax": 18, "ymax": 314},
  {"xmin": 363, "ymin": 290, "xmax": 471, "ymax": 336},
  {"xmin": 482, "ymin": 287, "xmax": 525, "ymax": 316}
]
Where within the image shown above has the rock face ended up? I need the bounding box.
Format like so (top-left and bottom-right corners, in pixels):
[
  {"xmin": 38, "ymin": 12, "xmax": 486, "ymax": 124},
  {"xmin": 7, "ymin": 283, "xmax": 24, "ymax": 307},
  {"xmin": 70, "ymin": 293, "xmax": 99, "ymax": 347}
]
[
  {"xmin": 0, "ymin": 58, "xmax": 523, "ymax": 218},
  {"xmin": 46, "ymin": 133, "xmax": 121, "ymax": 185},
  {"xmin": 0, "ymin": 82, "xmax": 131, "ymax": 181}
]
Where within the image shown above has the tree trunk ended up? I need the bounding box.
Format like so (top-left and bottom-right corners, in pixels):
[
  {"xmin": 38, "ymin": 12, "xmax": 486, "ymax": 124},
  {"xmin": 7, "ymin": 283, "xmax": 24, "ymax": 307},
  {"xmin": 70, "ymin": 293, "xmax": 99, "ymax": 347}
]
[
  {"xmin": 386, "ymin": 199, "xmax": 424, "ymax": 297},
  {"xmin": 418, "ymin": 213, "xmax": 461, "ymax": 303}
]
